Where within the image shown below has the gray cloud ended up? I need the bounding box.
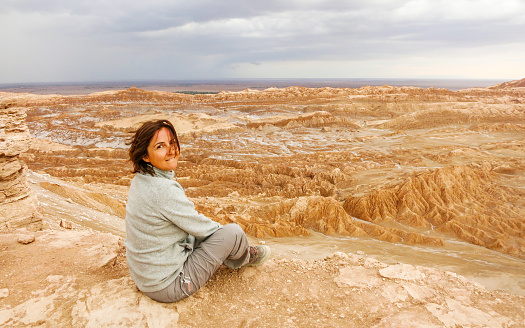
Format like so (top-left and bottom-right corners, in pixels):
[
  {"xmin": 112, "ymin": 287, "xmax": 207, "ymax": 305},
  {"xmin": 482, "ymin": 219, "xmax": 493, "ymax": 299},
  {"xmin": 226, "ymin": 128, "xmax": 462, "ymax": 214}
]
[{"xmin": 1, "ymin": 0, "xmax": 524, "ymax": 83}]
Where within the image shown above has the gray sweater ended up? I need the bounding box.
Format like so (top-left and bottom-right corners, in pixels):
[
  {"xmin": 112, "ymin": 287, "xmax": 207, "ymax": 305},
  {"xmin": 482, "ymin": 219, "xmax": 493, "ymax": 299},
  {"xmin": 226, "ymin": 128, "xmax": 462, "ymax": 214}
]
[{"xmin": 125, "ymin": 166, "xmax": 220, "ymax": 293}]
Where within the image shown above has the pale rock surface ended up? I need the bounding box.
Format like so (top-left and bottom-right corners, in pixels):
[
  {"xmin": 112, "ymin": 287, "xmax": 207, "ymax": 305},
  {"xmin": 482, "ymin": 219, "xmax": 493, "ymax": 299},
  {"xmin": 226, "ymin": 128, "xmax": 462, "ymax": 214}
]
[
  {"xmin": 16, "ymin": 233, "xmax": 35, "ymax": 244},
  {"xmin": 0, "ymin": 107, "xmax": 41, "ymax": 230},
  {"xmin": 1, "ymin": 230, "xmax": 524, "ymax": 328},
  {"xmin": 59, "ymin": 219, "xmax": 73, "ymax": 229},
  {"xmin": 378, "ymin": 263, "xmax": 426, "ymax": 280},
  {"xmin": 71, "ymin": 277, "xmax": 179, "ymax": 328}
]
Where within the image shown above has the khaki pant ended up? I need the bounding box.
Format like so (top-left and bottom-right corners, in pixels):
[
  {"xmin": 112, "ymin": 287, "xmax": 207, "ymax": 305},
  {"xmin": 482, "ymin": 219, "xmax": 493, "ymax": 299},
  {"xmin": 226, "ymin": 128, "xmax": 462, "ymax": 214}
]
[{"xmin": 143, "ymin": 223, "xmax": 250, "ymax": 303}]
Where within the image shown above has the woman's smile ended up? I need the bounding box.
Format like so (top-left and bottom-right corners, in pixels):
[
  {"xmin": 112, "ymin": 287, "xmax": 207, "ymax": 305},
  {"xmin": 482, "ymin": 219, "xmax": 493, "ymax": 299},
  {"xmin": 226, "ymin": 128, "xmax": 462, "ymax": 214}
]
[{"xmin": 143, "ymin": 127, "xmax": 180, "ymax": 171}]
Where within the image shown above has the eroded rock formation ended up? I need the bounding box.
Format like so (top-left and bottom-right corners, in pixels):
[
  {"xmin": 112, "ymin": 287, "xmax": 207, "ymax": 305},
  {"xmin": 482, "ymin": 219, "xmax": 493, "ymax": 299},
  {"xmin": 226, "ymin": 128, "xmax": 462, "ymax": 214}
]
[
  {"xmin": 344, "ymin": 165, "xmax": 525, "ymax": 257},
  {"xmin": 2, "ymin": 81, "xmax": 524, "ymax": 257},
  {"xmin": 0, "ymin": 107, "xmax": 40, "ymax": 230},
  {"xmin": 1, "ymin": 81, "xmax": 525, "ymax": 327}
]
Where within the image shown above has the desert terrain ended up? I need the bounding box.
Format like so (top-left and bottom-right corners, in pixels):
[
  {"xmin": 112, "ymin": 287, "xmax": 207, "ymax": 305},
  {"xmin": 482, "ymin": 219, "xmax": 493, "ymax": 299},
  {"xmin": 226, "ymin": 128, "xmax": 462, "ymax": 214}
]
[{"xmin": 1, "ymin": 78, "xmax": 524, "ymax": 327}]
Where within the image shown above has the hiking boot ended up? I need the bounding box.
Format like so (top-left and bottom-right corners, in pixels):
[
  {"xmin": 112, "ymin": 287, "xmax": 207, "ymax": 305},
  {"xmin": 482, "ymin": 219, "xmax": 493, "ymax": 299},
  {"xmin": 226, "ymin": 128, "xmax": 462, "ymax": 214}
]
[{"xmin": 246, "ymin": 245, "xmax": 271, "ymax": 267}]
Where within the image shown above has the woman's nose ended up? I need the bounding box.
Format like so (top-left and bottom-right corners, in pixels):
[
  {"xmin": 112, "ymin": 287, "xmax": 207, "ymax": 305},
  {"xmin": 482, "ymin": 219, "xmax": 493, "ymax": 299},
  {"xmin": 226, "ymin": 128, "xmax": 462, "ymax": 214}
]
[{"xmin": 168, "ymin": 143, "xmax": 178, "ymax": 155}]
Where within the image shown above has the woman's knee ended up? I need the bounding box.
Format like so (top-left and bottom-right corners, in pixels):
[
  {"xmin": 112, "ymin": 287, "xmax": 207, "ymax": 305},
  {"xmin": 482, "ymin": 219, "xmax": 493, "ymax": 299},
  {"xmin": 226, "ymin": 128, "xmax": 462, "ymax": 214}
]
[{"xmin": 221, "ymin": 223, "xmax": 245, "ymax": 237}]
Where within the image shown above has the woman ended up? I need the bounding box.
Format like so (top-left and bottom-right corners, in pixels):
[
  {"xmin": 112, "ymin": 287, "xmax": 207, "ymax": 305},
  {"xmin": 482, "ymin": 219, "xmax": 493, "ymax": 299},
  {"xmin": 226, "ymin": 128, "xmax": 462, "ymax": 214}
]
[{"xmin": 125, "ymin": 119, "xmax": 270, "ymax": 303}]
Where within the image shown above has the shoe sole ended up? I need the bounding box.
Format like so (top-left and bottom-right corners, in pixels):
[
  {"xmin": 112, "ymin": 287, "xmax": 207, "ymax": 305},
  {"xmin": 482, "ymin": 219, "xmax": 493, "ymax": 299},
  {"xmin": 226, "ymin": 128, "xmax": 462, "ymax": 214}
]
[{"xmin": 245, "ymin": 245, "xmax": 271, "ymax": 267}]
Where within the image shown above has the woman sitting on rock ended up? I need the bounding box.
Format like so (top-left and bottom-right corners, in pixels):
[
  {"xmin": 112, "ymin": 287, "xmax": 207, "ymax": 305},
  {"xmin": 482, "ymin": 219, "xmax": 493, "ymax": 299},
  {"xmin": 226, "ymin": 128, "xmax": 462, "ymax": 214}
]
[{"xmin": 125, "ymin": 119, "xmax": 270, "ymax": 303}]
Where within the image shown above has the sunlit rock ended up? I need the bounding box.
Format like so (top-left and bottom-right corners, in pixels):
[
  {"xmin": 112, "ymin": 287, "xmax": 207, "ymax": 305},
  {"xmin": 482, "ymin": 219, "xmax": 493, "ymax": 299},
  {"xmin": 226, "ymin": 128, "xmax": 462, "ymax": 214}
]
[{"xmin": 0, "ymin": 106, "xmax": 41, "ymax": 230}]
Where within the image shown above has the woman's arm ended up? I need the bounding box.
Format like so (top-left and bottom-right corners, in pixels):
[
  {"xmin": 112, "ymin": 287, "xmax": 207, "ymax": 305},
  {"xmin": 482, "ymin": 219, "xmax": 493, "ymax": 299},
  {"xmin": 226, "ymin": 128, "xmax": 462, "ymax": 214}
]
[{"xmin": 159, "ymin": 181, "xmax": 221, "ymax": 239}]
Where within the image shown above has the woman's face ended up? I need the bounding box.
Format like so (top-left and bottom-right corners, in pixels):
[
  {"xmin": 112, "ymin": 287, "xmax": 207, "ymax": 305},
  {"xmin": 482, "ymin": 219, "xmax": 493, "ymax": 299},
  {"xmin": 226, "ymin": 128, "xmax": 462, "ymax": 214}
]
[{"xmin": 143, "ymin": 127, "xmax": 179, "ymax": 171}]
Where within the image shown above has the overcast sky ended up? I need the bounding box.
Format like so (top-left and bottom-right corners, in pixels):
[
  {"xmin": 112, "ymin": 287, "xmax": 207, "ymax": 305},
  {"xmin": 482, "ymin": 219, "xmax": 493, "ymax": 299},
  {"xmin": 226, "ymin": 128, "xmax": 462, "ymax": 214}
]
[{"xmin": 1, "ymin": 0, "xmax": 524, "ymax": 83}]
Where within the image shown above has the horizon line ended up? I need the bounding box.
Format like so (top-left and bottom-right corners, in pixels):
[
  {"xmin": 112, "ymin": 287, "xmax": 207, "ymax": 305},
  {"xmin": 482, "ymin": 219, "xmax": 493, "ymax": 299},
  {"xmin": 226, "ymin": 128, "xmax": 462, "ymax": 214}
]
[{"xmin": 0, "ymin": 77, "xmax": 513, "ymax": 86}]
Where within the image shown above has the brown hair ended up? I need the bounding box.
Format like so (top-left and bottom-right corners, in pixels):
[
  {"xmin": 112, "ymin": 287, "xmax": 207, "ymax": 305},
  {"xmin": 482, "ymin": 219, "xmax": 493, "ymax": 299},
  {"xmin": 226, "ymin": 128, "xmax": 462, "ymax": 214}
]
[{"xmin": 128, "ymin": 119, "xmax": 180, "ymax": 175}]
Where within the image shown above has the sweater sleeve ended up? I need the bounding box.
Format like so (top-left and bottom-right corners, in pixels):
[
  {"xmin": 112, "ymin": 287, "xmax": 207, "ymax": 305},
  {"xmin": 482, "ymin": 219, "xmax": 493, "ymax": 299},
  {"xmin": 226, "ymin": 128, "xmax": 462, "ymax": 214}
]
[{"xmin": 158, "ymin": 181, "xmax": 220, "ymax": 239}]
